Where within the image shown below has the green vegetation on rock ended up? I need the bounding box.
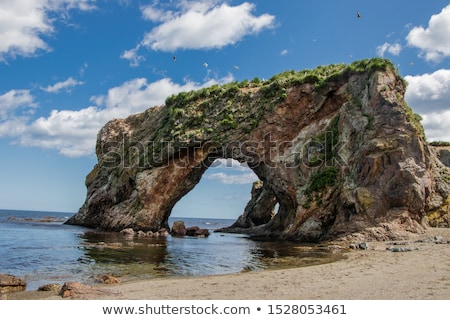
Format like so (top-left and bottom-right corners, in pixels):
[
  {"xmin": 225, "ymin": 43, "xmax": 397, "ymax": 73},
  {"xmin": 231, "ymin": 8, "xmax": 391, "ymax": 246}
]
[
  {"xmin": 148, "ymin": 58, "xmax": 397, "ymax": 163},
  {"xmin": 303, "ymin": 166, "xmax": 339, "ymax": 208}
]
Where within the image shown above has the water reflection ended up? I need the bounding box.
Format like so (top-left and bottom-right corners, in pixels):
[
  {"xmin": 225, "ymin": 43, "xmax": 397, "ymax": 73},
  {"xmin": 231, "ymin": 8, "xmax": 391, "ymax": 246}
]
[
  {"xmin": 0, "ymin": 212, "xmax": 343, "ymax": 291},
  {"xmin": 79, "ymin": 231, "xmax": 344, "ymax": 282}
]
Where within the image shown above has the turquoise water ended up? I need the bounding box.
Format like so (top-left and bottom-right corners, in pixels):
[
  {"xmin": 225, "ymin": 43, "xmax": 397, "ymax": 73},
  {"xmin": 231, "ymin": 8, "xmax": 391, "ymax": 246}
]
[{"xmin": 0, "ymin": 209, "xmax": 341, "ymax": 291}]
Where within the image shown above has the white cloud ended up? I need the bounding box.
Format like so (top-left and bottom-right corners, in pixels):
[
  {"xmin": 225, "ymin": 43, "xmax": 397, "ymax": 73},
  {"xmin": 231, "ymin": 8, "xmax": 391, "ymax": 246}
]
[
  {"xmin": 376, "ymin": 42, "xmax": 402, "ymax": 57},
  {"xmin": 0, "ymin": 0, "xmax": 95, "ymax": 61},
  {"xmin": 79, "ymin": 63, "xmax": 88, "ymax": 76},
  {"xmin": 406, "ymin": 4, "xmax": 450, "ymax": 62},
  {"xmin": 120, "ymin": 47, "xmax": 145, "ymax": 67},
  {"xmin": 0, "ymin": 89, "xmax": 37, "ymax": 138},
  {"xmin": 40, "ymin": 77, "xmax": 84, "ymax": 93},
  {"xmin": 211, "ymin": 158, "xmax": 251, "ymax": 170},
  {"xmin": 0, "ymin": 75, "xmax": 234, "ymax": 157},
  {"xmin": 141, "ymin": 4, "xmax": 175, "ymax": 22},
  {"xmin": 122, "ymin": 1, "xmax": 275, "ymax": 65},
  {"xmin": 420, "ymin": 111, "xmax": 450, "ymax": 142},
  {"xmin": 405, "ymin": 69, "xmax": 450, "ymax": 142},
  {"xmin": 0, "ymin": 89, "xmax": 36, "ymax": 120},
  {"xmin": 205, "ymin": 171, "xmax": 258, "ymax": 185},
  {"xmin": 405, "ymin": 69, "xmax": 450, "ymax": 113}
]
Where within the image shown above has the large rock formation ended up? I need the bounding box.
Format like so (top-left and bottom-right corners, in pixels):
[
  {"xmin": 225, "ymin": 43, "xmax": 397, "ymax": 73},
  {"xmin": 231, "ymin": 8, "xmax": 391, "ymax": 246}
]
[{"xmin": 66, "ymin": 59, "xmax": 450, "ymax": 241}]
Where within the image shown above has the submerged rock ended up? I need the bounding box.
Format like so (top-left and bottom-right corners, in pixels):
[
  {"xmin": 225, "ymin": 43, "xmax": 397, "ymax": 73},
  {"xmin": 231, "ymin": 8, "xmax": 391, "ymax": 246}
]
[{"xmin": 65, "ymin": 59, "xmax": 450, "ymax": 242}]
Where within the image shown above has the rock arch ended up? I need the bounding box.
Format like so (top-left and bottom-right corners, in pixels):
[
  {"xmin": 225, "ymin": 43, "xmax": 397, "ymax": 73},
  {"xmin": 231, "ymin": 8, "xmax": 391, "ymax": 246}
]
[{"xmin": 66, "ymin": 59, "xmax": 450, "ymax": 241}]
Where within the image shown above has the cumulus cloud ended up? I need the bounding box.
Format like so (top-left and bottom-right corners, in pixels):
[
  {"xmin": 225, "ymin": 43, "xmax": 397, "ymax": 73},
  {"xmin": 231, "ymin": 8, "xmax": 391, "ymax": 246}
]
[
  {"xmin": 0, "ymin": 0, "xmax": 95, "ymax": 61},
  {"xmin": 405, "ymin": 69, "xmax": 450, "ymax": 113},
  {"xmin": 0, "ymin": 75, "xmax": 234, "ymax": 157},
  {"xmin": 406, "ymin": 4, "xmax": 450, "ymax": 62},
  {"xmin": 420, "ymin": 111, "xmax": 450, "ymax": 142},
  {"xmin": 40, "ymin": 77, "xmax": 85, "ymax": 93},
  {"xmin": 0, "ymin": 89, "xmax": 36, "ymax": 120},
  {"xmin": 122, "ymin": 1, "xmax": 275, "ymax": 66},
  {"xmin": 120, "ymin": 47, "xmax": 145, "ymax": 67},
  {"xmin": 376, "ymin": 42, "xmax": 402, "ymax": 57},
  {"xmin": 205, "ymin": 171, "xmax": 258, "ymax": 185},
  {"xmin": 405, "ymin": 69, "xmax": 450, "ymax": 141},
  {"xmin": 0, "ymin": 89, "xmax": 37, "ymax": 139},
  {"xmin": 205, "ymin": 159, "xmax": 258, "ymax": 185}
]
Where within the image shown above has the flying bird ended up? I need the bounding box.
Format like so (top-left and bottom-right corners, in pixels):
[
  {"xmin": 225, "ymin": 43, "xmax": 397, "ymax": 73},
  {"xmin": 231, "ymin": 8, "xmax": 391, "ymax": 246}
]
[
  {"xmin": 203, "ymin": 62, "xmax": 208, "ymax": 68},
  {"xmin": 173, "ymin": 56, "xmax": 176, "ymax": 61},
  {"xmin": 357, "ymin": 11, "xmax": 362, "ymax": 18},
  {"xmin": 233, "ymin": 65, "xmax": 240, "ymax": 70}
]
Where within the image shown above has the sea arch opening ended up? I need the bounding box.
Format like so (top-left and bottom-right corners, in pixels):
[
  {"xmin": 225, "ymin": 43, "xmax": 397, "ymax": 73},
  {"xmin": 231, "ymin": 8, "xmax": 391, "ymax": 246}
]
[
  {"xmin": 163, "ymin": 150, "xmax": 282, "ymax": 234},
  {"xmin": 170, "ymin": 158, "xmax": 257, "ymax": 223}
]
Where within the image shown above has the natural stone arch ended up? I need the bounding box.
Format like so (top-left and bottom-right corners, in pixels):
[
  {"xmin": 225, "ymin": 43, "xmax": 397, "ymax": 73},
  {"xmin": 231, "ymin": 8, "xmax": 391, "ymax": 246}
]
[
  {"xmin": 66, "ymin": 59, "xmax": 450, "ymax": 241},
  {"xmin": 129, "ymin": 139, "xmax": 299, "ymax": 234}
]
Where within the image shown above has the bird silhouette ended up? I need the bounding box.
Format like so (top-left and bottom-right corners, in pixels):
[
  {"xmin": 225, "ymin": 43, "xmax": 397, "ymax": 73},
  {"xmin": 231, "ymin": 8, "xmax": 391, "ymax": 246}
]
[
  {"xmin": 357, "ymin": 11, "xmax": 362, "ymax": 18},
  {"xmin": 173, "ymin": 56, "xmax": 176, "ymax": 61},
  {"xmin": 203, "ymin": 62, "xmax": 208, "ymax": 68}
]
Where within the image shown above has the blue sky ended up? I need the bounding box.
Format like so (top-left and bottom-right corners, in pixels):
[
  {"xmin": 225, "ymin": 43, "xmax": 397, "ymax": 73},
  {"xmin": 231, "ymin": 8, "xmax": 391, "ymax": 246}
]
[{"xmin": 1, "ymin": 0, "xmax": 450, "ymax": 219}]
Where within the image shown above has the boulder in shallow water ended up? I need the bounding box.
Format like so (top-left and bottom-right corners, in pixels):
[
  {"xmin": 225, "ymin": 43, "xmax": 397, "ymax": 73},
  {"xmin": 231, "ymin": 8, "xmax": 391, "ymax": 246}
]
[
  {"xmin": 186, "ymin": 226, "xmax": 210, "ymax": 237},
  {"xmin": 120, "ymin": 228, "xmax": 135, "ymax": 236},
  {"xmin": 171, "ymin": 221, "xmax": 187, "ymax": 236}
]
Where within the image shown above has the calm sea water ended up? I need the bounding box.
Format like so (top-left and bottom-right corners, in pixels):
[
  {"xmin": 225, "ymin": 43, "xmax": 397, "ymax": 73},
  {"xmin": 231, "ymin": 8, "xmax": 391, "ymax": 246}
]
[{"xmin": 0, "ymin": 209, "xmax": 342, "ymax": 291}]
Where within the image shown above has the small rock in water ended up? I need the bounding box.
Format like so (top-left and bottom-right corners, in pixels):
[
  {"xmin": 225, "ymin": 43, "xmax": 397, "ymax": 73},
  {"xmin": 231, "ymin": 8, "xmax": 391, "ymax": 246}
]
[
  {"xmin": 120, "ymin": 228, "xmax": 135, "ymax": 236},
  {"xmin": 171, "ymin": 221, "xmax": 187, "ymax": 236}
]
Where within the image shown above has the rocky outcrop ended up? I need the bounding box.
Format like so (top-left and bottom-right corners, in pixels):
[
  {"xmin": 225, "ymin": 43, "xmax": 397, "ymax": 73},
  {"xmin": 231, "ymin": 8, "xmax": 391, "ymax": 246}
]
[
  {"xmin": 0, "ymin": 274, "xmax": 26, "ymax": 293},
  {"xmin": 217, "ymin": 180, "xmax": 276, "ymax": 231},
  {"xmin": 171, "ymin": 221, "xmax": 210, "ymax": 237},
  {"xmin": 171, "ymin": 221, "xmax": 187, "ymax": 236},
  {"xmin": 66, "ymin": 59, "xmax": 450, "ymax": 241}
]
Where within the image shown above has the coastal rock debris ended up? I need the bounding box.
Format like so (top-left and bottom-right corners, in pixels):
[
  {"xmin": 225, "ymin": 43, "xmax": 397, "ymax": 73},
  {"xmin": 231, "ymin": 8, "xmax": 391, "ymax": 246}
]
[
  {"xmin": 0, "ymin": 273, "xmax": 26, "ymax": 293},
  {"xmin": 59, "ymin": 282, "xmax": 120, "ymax": 299},
  {"xmin": 65, "ymin": 58, "xmax": 450, "ymax": 242}
]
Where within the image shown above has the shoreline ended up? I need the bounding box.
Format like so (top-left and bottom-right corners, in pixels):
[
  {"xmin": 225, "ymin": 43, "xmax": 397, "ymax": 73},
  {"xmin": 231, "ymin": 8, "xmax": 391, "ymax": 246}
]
[{"xmin": 5, "ymin": 228, "xmax": 450, "ymax": 300}]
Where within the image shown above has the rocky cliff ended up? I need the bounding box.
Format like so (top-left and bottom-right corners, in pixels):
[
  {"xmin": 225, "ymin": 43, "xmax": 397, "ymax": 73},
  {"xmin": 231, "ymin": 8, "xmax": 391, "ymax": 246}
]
[{"xmin": 65, "ymin": 58, "xmax": 450, "ymax": 241}]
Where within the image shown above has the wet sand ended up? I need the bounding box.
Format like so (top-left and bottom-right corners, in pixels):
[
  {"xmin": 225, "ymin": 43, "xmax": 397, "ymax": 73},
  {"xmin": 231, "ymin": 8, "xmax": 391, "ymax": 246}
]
[{"xmin": 5, "ymin": 228, "xmax": 450, "ymax": 300}]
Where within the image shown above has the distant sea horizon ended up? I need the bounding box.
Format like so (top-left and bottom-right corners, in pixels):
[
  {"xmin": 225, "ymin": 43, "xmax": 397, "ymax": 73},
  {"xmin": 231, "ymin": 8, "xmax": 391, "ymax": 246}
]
[
  {"xmin": 0, "ymin": 208, "xmax": 342, "ymax": 291},
  {"xmin": 0, "ymin": 207, "xmax": 234, "ymax": 221}
]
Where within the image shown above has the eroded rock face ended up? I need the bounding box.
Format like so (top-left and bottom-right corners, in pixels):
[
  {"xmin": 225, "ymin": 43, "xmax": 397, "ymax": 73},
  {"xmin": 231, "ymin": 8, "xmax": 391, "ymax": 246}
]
[
  {"xmin": 66, "ymin": 59, "xmax": 450, "ymax": 241},
  {"xmin": 218, "ymin": 180, "xmax": 277, "ymax": 231}
]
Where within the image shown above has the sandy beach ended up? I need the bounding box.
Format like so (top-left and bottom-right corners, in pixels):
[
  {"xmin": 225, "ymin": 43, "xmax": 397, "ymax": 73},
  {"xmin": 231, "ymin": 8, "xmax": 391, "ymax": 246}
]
[{"xmin": 6, "ymin": 228, "xmax": 450, "ymax": 300}]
